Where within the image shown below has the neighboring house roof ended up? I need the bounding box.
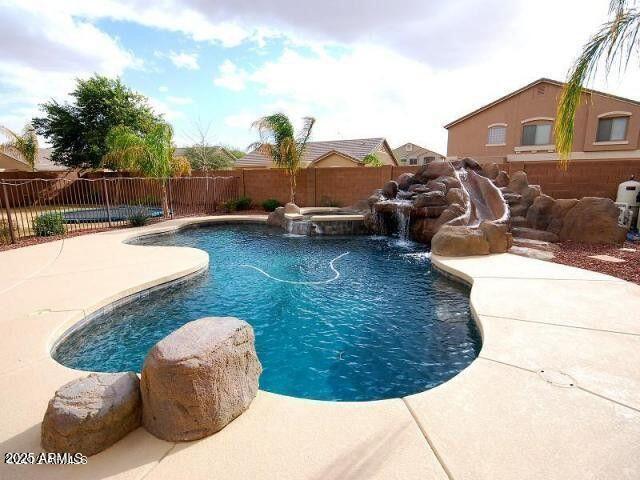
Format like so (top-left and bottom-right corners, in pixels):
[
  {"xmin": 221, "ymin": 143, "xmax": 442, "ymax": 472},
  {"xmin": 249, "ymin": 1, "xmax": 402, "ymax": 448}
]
[
  {"xmin": 35, "ymin": 148, "xmax": 70, "ymax": 171},
  {"xmin": 393, "ymin": 142, "xmax": 444, "ymax": 159},
  {"xmin": 174, "ymin": 146, "xmax": 237, "ymax": 162},
  {"xmin": 238, "ymin": 137, "xmax": 397, "ymax": 167},
  {"xmin": 444, "ymin": 77, "xmax": 640, "ymax": 129}
]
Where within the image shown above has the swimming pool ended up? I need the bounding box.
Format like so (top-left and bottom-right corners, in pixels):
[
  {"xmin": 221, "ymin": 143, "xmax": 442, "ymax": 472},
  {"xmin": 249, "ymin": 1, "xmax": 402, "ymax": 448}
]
[{"xmin": 54, "ymin": 224, "xmax": 481, "ymax": 401}]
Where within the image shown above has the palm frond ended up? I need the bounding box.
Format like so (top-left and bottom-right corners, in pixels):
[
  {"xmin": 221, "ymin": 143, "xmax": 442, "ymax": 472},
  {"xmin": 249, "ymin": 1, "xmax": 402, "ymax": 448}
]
[{"xmin": 555, "ymin": 3, "xmax": 640, "ymax": 169}]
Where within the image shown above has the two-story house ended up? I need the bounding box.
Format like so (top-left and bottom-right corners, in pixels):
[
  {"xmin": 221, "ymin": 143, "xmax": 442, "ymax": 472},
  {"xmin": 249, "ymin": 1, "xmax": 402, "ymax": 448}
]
[{"xmin": 445, "ymin": 78, "xmax": 640, "ymax": 166}]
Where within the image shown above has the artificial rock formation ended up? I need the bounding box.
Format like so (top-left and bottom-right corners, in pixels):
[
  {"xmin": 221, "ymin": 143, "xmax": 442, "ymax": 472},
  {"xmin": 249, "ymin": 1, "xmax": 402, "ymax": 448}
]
[
  {"xmin": 41, "ymin": 372, "xmax": 141, "ymax": 456},
  {"xmin": 267, "ymin": 206, "xmax": 285, "ymax": 228},
  {"xmin": 366, "ymin": 160, "xmax": 509, "ymax": 246},
  {"xmin": 487, "ymin": 164, "xmax": 628, "ymax": 245},
  {"xmin": 140, "ymin": 317, "xmax": 262, "ymax": 442}
]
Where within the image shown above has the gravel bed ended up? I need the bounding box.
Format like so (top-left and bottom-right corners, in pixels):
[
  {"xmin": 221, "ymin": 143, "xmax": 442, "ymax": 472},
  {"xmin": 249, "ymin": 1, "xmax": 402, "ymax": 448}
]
[{"xmin": 553, "ymin": 240, "xmax": 640, "ymax": 284}]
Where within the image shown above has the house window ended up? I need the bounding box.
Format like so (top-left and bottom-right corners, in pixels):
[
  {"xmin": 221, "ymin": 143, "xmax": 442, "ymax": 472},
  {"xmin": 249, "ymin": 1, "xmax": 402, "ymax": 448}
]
[
  {"xmin": 409, "ymin": 158, "xmax": 418, "ymax": 165},
  {"xmin": 522, "ymin": 123, "xmax": 551, "ymax": 146},
  {"xmin": 424, "ymin": 156, "xmax": 435, "ymax": 163},
  {"xmin": 487, "ymin": 126, "xmax": 506, "ymax": 145},
  {"xmin": 596, "ymin": 116, "xmax": 628, "ymax": 142}
]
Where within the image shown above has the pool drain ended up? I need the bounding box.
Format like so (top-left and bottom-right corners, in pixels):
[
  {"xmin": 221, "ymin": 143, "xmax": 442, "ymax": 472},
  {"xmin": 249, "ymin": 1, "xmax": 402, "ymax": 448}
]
[{"xmin": 537, "ymin": 369, "xmax": 576, "ymax": 388}]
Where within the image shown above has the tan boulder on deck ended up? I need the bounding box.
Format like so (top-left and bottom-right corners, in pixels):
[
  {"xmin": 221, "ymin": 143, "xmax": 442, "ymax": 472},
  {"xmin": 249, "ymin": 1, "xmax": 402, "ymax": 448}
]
[
  {"xmin": 431, "ymin": 225, "xmax": 490, "ymax": 257},
  {"xmin": 41, "ymin": 372, "xmax": 141, "ymax": 456},
  {"xmin": 140, "ymin": 317, "xmax": 262, "ymax": 442}
]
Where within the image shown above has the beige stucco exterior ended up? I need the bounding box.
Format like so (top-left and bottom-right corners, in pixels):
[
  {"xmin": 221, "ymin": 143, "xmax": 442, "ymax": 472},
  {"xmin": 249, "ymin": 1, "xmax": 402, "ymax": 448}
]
[
  {"xmin": 446, "ymin": 79, "xmax": 640, "ymax": 164},
  {"xmin": 0, "ymin": 151, "xmax": 31, "ymax": 172},
  {"xmin": 310, "ymin": 152, "xmax": 360, "ymax": 168}
]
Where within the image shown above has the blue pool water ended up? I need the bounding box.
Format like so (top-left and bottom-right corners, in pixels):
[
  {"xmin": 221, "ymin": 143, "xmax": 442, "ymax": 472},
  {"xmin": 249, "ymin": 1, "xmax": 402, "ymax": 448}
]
[{"xmin": 54, "ymin": 225, "xmax": 481, "ymax": 401}]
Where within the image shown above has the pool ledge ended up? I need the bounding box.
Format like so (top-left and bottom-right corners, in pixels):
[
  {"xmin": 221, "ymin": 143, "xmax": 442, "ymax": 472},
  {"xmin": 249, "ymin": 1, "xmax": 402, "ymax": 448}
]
[{"xmin": 1, "ymin": 217, "xmax": 640, "ymax": 479}]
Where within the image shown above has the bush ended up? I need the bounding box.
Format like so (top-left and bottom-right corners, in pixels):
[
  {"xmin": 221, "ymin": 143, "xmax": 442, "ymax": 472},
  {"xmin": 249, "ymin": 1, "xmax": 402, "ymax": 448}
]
[
  {"xmin": 234, "ymin": 196, "xmax": 252, "ymax": 211},
  {"xmin": 0, "ymin": 219, "xmax": 13, "ymax": 244},
  {"xmin": 34, "ymin": 212, "xmax": 66, "ymax": 237},
  {"xmin": 222, "ymin": 200, "xmax": 237, "ymax": 213},
  {"xmin": 128, "ymin": 212, "xmax": 150, "ymax": 227},
  {"xmin": 261, "ymin": 198, "xmax": 282, "ymax": 212}
]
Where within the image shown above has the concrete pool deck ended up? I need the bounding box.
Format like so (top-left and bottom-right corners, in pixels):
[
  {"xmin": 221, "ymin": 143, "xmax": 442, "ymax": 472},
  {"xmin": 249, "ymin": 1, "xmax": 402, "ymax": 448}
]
[{"xmin": 0, "ymin": 215, "xmax": 639, "ymax": 479}]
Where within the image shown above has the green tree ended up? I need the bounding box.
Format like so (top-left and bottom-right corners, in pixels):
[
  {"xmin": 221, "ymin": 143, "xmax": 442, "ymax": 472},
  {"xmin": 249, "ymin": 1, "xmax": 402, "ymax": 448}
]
[
  {"xmin": 250, "ymin": 113, "xmax": 315, "ymax": 204},
  {"xmin": 103, "ymin": 122, "xmax": 189, "ymax": 215},
  {"xmin": 555, "ymin": 0, "xmax": 640, "ymax": 168},
  {"xmin": 0, "ymin": 124, "xmax": 39, "ymax": 171},
  {"xmin": 33, "ymin": 75, "xmax": 160, "ymax": 169},
  {"xmin": 185, "ymin": 146, "xmax": 235, "ymax": 170},
  {"xmin": 363, "ymin": 152, "xmax": 383, "ymax": 167}
]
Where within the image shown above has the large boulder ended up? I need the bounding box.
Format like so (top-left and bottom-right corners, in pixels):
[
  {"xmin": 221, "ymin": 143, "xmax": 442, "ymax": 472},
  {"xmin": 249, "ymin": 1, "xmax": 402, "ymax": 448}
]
[
  {"xmin": 559, "ymin": 197, "xmax": 627, "ymax": 244},
  {"xmin": 494, "ymin": 171, "xmax": 510, "ymax": 188},
  {"xmin": 479, "ymin": 221, "xmax": 512, "ymax": 253},
  {"xmin": 41, "ymin": 372, "xmax": 141, "ymax": 456},
  {"xmin": 526, "ymin": 194, "xmax": 556, "ymax": 230},
  {"xmin": 284, "ymin": 203, "xmax": 300, "ymax": 214},
  {"xmin": 436, "ymin": 203, "xmax": 467, "ymax": 226},
  {"xmin": 425, "ymin": 180, "xmax": 447, "ymax": 194},
  {"xmin": 431, "ymin": 225, "xmax": 490, "ymax": 257},
  {"xmin": 462, "ymin": 157, "xmax": 483, "ymax": 172},
  {"xmin": 410, "ymin": 218, "xmax": 439, "ymax": 243},
  {"xmin": 547, "ymin": 198, "xmax": 578, "ymax": 234},
  {"xmin": 396, "ymin": 173, "xmax": 417, "ymax": 191},
  {"xmin": 482, "ymin": 163, "xmax": 500, "ymax": 180},
  {"xmin": 415, "ymin": 161, "xmax": 456, "ymax": 183},
  {"xmin": 435, "ymin": 175, "xmax": 462, "ymax": 190},
  {"xmin": 508, "ymin": 171, "xmax": 529, "ymax": 194},
  {"xmin": 382, "ymin": 180, "xmax": 399, "ymax": 199},
  {"xmin": 445, "ymin": 188, "xmax": 465, "ymax": 206},
  {"xmin": 520, "ymin": 185, "xmax": 541, "ymax": 207},
  {"xmin": 267, "ymin": 207, "xmax": 285, "ymax": 227},
  {"xmin": 414, "ymin": 191, "xmax": 446, "ymax": 208},
  {"xmin": 141, "ymin": 317, "xmax": 262, "ymax": 442}
]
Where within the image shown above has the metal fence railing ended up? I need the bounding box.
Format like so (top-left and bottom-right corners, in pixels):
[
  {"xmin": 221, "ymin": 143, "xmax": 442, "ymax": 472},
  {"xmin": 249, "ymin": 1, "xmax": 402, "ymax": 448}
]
[{"xmin": 0, "ymin": 176, "xmax": 239, "ymax": 245}]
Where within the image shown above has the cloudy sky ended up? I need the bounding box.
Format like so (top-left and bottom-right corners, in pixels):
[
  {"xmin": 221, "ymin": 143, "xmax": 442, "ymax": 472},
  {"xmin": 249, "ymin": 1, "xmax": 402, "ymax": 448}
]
[{"xmin": 1, "ymin": 0, "xmax": 639, "ymax": 154}]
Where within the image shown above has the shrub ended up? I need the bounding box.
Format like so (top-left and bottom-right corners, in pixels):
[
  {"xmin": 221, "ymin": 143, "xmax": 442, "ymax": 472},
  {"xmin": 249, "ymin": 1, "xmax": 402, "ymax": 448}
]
[
  {"xmin": 34, "ymin": 212, "xmax": 66, "ymax": 237},
  {"xmin": 222, "ymin": 200, "xmax": 237, "ymax": 213},
  {"xmin": 234, "ymin": 196, "xmax": 252, "ymax": 211},
  {"xmin": 0, "ymin": 219, "xmax": 13, "ymax": 244},
  {"xmin": 128, "ymin": 212, "xmax": 150, "ymax": 227},
  {"xmin": 261, "ymin": 198, "xmax": 282, "ymax": 212}
]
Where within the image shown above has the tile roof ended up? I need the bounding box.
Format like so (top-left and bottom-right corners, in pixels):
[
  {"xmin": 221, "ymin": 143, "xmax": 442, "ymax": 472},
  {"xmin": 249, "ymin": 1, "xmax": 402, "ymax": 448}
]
[{"xmin": 237, "ymin": 137, "xmax": 387, "ymax": 167}]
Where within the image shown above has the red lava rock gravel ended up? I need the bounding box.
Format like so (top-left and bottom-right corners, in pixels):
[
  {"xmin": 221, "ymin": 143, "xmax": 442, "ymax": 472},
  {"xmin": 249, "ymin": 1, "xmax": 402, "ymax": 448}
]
[{"xmin": 553, "ymin": 240, "xmax": 640, "ymax": 285}]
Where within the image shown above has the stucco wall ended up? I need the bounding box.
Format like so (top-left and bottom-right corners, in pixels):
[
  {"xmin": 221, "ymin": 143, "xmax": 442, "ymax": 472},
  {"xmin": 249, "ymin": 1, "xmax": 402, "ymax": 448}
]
[
  {"xmin": 447, "ymin": 81, "xmax": 640, "ymax": 164},
  {"xmin": 313, "ymin": 153, "xmax": 359, "ymax": 168},
  {"xmin": 0, "ymin": 152, "xmax": 30, "ymax": 172}
]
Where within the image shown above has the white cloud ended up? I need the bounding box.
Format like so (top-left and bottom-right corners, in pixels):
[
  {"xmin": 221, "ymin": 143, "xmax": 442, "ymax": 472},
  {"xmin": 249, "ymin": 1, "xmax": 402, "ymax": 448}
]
[
  {"xmin": 167, "ymin": 51, "xmax": 200, "ymax": 70},
  {"xmin": 166, "ymin": 95, "xmax": 193, "ymax": 105},
  {"xmin": 214, "ymin": 60, "xmax": 248, "ymax": 91}
]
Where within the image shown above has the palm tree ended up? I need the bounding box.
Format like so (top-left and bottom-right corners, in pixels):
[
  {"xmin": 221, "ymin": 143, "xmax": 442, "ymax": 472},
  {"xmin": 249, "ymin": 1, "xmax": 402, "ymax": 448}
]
[
  {"xmin": 0, "ymin": 124, "xmax": 39, "ymax": 171},
  {"xmin": 250, "ymin": 113, "xmax": 315, "ymax": 204},
  {"xmin": 103, "ymin": 122, "xmax": 190, "ymax": 215},
  {"xmin": 555, "ymin": 0, "xmax": 640, "ymax": 168}
]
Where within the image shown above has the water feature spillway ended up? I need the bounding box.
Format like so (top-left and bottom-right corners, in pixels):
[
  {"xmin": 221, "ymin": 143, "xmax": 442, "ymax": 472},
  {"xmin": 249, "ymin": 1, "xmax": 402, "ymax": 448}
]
[{"xmin": 368, "ymin": 160, "xmax": 509, "ymax": 243}]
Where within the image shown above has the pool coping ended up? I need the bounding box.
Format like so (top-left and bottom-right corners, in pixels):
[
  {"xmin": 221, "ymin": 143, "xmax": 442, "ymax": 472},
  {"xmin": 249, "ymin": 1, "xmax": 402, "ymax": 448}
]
[{"xmin": 1, "ymin": 215, "xmax": 639, "ymax": 480}]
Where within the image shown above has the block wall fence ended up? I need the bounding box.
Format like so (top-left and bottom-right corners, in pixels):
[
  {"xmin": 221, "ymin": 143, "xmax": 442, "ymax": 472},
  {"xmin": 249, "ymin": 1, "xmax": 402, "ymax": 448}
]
[{"xmin": 1, "ymin": 160, "xmax": 639, "ymax": 208}]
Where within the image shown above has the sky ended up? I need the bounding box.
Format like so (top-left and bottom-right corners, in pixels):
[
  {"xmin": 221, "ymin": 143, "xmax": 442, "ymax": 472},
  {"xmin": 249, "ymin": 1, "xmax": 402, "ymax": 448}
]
[{"xmin": 1, "ymin": 0, "xmax": 639, "ymax": 155}]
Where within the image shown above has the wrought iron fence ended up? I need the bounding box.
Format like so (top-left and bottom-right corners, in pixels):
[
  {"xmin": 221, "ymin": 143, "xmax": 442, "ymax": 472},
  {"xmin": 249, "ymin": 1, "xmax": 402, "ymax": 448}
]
[{"xmin": 0, "ymin": 176, "xmax": 239, "ymax": 245}]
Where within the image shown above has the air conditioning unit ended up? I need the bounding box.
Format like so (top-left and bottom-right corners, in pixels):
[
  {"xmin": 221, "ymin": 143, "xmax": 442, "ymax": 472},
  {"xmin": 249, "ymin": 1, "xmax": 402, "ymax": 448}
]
[{"xmin": 615, "ymin": 202, "xmax": 634, "ymax": 229}]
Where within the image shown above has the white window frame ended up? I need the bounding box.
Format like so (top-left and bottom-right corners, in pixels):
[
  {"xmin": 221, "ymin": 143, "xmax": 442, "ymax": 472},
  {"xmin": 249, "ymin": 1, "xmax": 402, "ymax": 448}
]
[
  {"xmin": 594, "ymin": 113, "xmax": 631, "ymax": 144},
  {"xmin": 486, "ymin": 123, "xmax": 507, "ymax": 146}
]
